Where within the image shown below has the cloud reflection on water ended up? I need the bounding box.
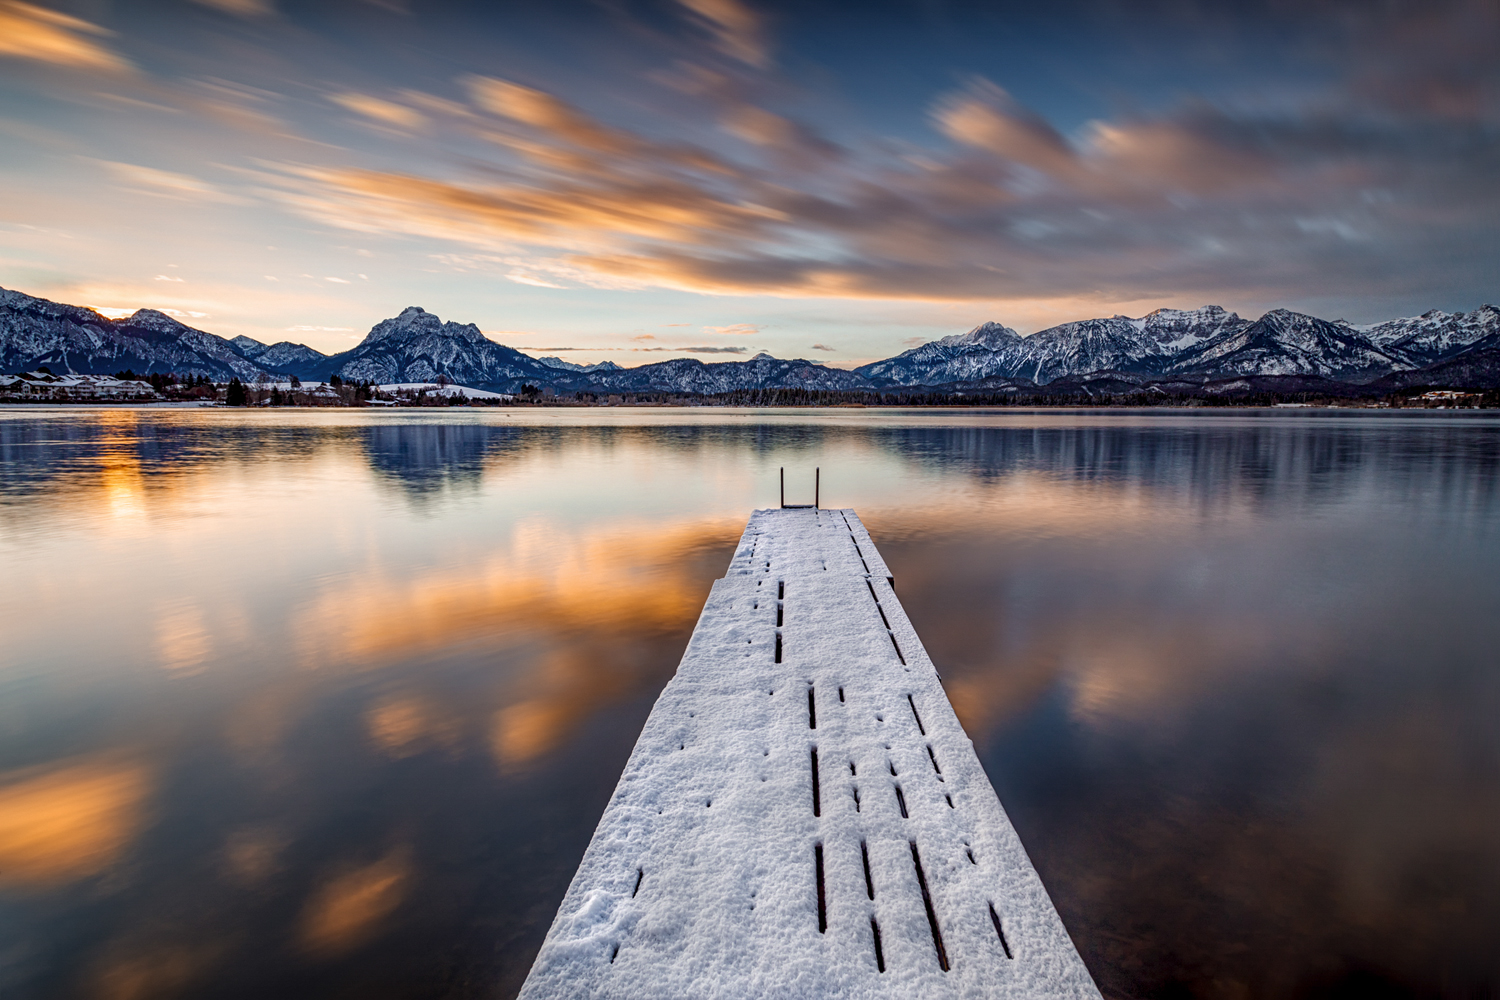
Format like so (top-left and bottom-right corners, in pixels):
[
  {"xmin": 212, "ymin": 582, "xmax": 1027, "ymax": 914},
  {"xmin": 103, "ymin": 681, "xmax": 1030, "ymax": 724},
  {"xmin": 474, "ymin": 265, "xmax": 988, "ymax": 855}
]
[
  {"xmin": 0, "ymin": 410, "xmax": 1497, "ymax": 999},
  {"xmin": 299, "ymin": 846, "xmax": 414, "ymax": 956},
  {"xmin": 0, "ymin": 756, "xmax": 153, "ymax": 888}
]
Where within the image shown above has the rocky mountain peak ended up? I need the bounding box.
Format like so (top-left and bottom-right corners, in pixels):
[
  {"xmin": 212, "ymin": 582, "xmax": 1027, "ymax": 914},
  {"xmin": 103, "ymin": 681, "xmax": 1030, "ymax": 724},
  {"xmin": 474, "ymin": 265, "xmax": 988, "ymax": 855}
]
[
  {"xmin": 231, "ymin": 334, "xmax": 269, "ymax": 358},
  {"xmin": 121, "ymin": 309, "xmax": 194, "ymax": 333},
  {"xmin": 939, "ymin": 321, "xmax": 1020, "ymax": 348},
  {"xmin": 359, "ymin": 306, "xmax": 488, "ymax": 347},
  {"xmin": 1259, "ymin": 308, "xmax": 1315, "ymax": 326}
]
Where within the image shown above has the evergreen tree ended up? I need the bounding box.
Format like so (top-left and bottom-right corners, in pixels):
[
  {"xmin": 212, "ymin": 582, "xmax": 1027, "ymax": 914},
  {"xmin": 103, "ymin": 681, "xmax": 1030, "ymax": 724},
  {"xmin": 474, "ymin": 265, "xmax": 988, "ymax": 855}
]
[{"xmin": 226, "ymin": 377, "xmax": 247, "ymax": 406}]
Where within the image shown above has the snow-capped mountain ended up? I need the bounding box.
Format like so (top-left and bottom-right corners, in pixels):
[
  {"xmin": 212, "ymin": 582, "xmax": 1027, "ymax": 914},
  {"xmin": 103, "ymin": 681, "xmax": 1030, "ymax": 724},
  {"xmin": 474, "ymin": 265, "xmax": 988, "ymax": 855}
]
[
  {"xmin": 534, "ymin": 356, "xmax": 623, "ymax": 373},
  {"xmin": 854, "ymin": 322, "xmax": 1023, "ymax": 385},
  {"xmin": 0, "ymin": 286, "xmax": 279, "ymax": 380},
  {"xmin": 6, "ymin": 283, "xmax": 1498, "ymax": 394},
  {"xmin": 1369, "ymin": 347, "xmax": 1500, "ymax": 391},
  {"xmin": 230, "ymin": 335, "xmax": 328, "ymax": 370},
  {"xmin": 1359, "ymin": 306, "xmax": 1500, "ymax": 365},
  {"xmin": 856, "ymin": 306, "xmax": 1250, "ymax": 385},
  {"xmin": 1163, "ymin": 309, "xmax": 1411, "ymax": 382},
  {"xmin": 857, "ymin": 305, "xmax": 1452, "ymax": 386},
  {"xmin": 563, "ymin": 352, "xmax": 873, "ymax": 394},
  {"xmin": 307, "ymin": 306, "xmax": 561, "ymax": 388}
]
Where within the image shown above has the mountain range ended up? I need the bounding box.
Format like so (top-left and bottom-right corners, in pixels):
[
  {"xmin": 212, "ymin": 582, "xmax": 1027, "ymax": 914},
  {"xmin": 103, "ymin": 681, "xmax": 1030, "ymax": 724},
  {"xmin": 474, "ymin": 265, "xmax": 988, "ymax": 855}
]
[{"xmin": 3, "ymin": 284, "xmax": 1497, "ymax": 395}]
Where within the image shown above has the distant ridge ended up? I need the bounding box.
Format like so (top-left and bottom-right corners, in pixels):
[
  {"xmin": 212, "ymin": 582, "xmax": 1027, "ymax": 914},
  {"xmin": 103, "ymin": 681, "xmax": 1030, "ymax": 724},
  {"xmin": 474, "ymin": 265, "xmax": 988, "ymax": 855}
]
[
  {"xmin": 3, "ymin": 284, "xmax": 1498, "ymax": 394},
  {"xmin": 0, "ymin": 286, "xmax": 287, "ymax": 382}
]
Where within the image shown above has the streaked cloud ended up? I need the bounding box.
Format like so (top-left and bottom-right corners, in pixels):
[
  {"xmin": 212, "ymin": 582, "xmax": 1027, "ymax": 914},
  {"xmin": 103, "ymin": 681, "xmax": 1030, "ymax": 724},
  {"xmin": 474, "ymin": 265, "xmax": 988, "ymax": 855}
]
[
  {"xmin": 465, "ymin": 76, "xmax": 631, "ymax": 153},
  {"xmin": 704, "ymin": 322, "xmax": 757, "ymax": 335},
  {"xmin": 0, "ymin": 1, "xmax": 131, "ymax": 73},
  {"xmin": 934, "ymin": 80, "xmax": 1078, "ymax": 179},
  {"xmin": 506, "ymin": 270, "xmax": 564, "ymax": 288},
  {"xmin": 2, "ymin": 0, "xmax": 1498, "ymax": 347},
  {"xmin": 676, "ymin": 0, "xmax": 767, "ymax": 67},
  {"xmin": 190, "ymin": 0, "xmax": 273, "ymax": 15},
  {"xmin": 263, "ymin": 47, "xmax": 1500, "ymax": 313},
  {"xmin": 329, "ymin": 91, "xmax": 425, "ymax": 130},
  {"xmin": 810, "ymin": 343, "xmax": 835, "ymax": 352},
  {"xmin": 97, "ymin": 160, "xmax": 242, "ymax": 204}
]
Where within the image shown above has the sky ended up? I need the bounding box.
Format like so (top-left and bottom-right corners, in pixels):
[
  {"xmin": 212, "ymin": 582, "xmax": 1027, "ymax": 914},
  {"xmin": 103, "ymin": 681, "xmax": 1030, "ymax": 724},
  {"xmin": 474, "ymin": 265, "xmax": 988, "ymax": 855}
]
[{"xmin": 0, "ymin": 0, "xmax": 1496, "ymax": 367}]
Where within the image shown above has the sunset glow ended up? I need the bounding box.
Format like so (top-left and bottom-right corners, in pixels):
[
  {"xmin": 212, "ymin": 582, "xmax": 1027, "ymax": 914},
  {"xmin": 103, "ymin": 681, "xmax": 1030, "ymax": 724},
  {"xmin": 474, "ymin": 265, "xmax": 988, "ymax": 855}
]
[{"xmin": 2, "ymin": 1, "xmax": 1495, "ymax": 366}]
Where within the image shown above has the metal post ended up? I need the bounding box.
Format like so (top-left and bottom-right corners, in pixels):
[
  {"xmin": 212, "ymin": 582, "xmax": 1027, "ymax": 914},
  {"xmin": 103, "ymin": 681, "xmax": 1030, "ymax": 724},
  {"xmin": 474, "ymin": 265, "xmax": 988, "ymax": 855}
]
[
  {"xmin": 780, "ymin": 467, "xmax": 784, "ymax": 509},
  {"xmin": 815, "ymin": 468, "xmax": 819, "ymax": 509}
]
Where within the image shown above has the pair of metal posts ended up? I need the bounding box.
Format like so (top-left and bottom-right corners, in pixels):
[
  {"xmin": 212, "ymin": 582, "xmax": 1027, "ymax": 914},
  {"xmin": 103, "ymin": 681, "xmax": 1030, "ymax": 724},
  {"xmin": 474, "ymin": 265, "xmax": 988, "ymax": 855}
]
[{"xmin": 779, "ymin": 466, "xmax": 819, "ymax": 509}]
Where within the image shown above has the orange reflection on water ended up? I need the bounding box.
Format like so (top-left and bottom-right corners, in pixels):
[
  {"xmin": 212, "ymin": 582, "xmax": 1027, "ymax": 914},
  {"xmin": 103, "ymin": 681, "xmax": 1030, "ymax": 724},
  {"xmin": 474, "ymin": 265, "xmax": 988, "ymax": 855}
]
[
  {"xmin": 291, "ymin": 514, "xmax": 743, "ymax": 671},
  {"xmin": 299, "ymin": 846, "xmax": 413, "ymax": 955},
  {"xmin": 0, "ymin": 755, "xmax": 152, "ymax": 887},
  {"xmin": 287, "ymin": 514, "xmax": 741, "ymax": 770},
  {"xmin": 490, "ymin": 642, "xmax": 642, "ymax": 765},
  {"xmin": 366, "ymin": 694, "xmax": 461, "ymax": 759},
  {"xmin": 153, "ymin": 598, "xmax": 213, "ymax": 675},
  {"xmin": 95, "ymin": 411, "xmax": 150, "ymax": 528},
  {"xmin": 863, "ymin": 471, "xmax": 1267, "ymax": 738},
  {"xmin": 864, "ymin": 467, "xmax": 1252, "ymax": 546},
  {"xmin": 90, "ymin": 940, "xmax": 228, "ymax": 1000}
]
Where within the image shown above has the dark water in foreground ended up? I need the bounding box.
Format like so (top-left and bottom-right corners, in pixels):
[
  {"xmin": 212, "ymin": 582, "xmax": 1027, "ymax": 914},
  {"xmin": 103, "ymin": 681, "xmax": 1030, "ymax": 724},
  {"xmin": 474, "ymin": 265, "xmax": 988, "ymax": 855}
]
[{"xmin": 1, "ymin": 407, "xmax": 1497, "ymax": 1000}]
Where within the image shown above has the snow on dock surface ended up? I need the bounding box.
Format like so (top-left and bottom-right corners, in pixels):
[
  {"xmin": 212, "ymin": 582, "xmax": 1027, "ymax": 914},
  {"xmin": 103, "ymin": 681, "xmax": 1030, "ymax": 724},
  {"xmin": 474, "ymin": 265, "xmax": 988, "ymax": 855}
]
[{"xmin": 519, "ymin": 509, "xmax": 1101, "ymax": 999}]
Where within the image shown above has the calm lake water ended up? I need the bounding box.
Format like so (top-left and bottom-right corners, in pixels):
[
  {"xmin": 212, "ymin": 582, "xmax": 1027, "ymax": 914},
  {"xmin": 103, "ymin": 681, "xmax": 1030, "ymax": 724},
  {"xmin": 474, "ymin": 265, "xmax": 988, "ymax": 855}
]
[{"xmin": 1, "ymin": 407, "xmax": 1497, "ymax": 1000}]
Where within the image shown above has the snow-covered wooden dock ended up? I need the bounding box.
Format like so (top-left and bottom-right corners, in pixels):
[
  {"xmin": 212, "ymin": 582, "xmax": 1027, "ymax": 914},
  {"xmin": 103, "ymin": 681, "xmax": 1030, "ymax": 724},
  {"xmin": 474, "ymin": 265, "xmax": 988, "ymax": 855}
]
[{"xmin": 519, "ymin": 508, "xmax": 1101, "ymax": 999}]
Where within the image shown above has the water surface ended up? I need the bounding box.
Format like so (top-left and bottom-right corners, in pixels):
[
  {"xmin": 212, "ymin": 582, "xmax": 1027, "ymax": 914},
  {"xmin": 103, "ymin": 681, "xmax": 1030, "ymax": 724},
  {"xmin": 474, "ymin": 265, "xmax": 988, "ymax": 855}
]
[{"xmin": 1, "ymin": 407, "xmax": 1497, "ymax": 999}]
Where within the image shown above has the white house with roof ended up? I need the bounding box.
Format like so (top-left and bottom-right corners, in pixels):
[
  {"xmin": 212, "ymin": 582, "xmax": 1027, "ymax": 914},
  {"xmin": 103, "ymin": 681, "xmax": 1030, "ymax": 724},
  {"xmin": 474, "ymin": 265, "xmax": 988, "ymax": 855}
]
[{"xmin": 0, "ymin": 371, "xmax": 160, "ymax": 399}]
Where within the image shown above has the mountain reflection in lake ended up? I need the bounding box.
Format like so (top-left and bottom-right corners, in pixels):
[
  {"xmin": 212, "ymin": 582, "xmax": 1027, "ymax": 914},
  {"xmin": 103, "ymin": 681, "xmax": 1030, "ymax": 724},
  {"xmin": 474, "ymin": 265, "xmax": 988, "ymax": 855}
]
[{"xmin": 1, "ymin": 408, "xmax": 1497, "ymax": 1000}]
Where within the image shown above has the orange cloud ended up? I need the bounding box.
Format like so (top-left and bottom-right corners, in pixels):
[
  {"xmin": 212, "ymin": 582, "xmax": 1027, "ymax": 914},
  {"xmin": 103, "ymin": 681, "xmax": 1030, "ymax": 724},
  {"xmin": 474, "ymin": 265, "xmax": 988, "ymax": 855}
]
[
  {"xmin": 934, "ymin": 81, "xmax": 1078, "ymax": 178},
  {"xmin": 0, "ymin": 1, "xmax": 131, "ymax": 73},
  {"xmin": 329, "ymin": 92, "xmax": 426, "ymax": 130},
  {"xmin": 466, "ymin": 76, "xmax": 630, "ymax": 153},
  {"xmin": 273, "ymin": 165, "xmax": 781, "ymax": 252},
  {"xmin": 0, "ymin": 755, "xmax": 152, "ymax": 887}
]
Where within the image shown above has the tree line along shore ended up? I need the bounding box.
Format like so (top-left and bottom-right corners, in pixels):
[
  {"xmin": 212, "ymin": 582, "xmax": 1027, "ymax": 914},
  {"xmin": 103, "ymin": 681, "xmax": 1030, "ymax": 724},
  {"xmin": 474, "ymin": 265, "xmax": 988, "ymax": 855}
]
[{"xmin": 3, "ymin": 368, "xmax": 1497, "ymax": 409}]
